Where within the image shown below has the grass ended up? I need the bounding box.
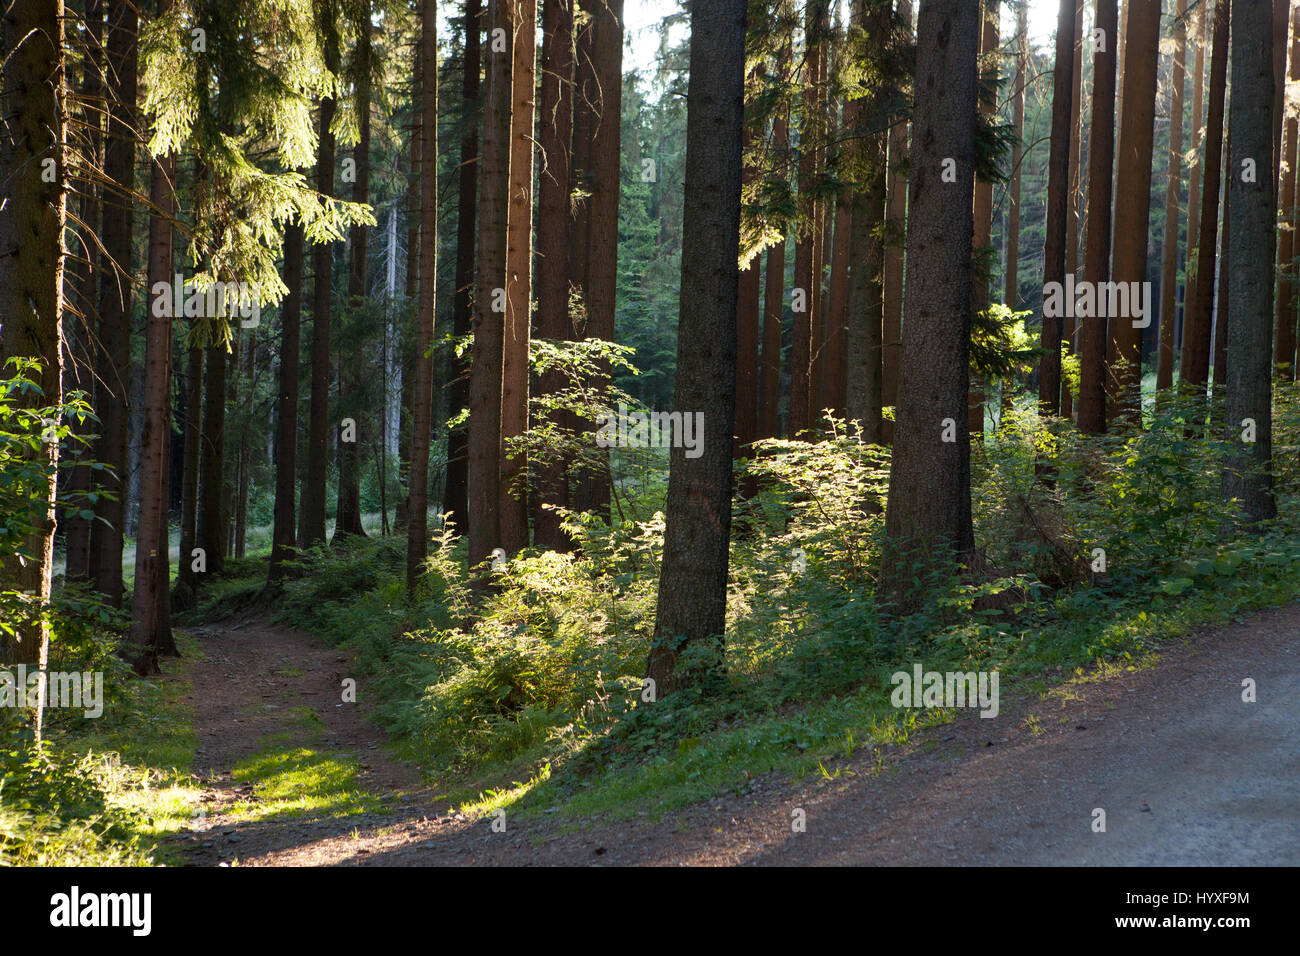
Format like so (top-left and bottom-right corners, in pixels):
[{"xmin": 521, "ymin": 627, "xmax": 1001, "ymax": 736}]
[{"xmin": 226, "ymin": 747, "xmax": 382, "ymax": 822}]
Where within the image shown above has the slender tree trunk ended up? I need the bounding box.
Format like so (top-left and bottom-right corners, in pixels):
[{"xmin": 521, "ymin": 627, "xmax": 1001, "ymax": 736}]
[
  {"xmin": 1181, "ymin": 0, "xmax": 1230, "ymax": 391},
  {"xmin": 1275, "ymin": 4, "xmax": 1300, "ymax": 378},
  {"xmin": 533, "ymin": 0, "xmax": 573, "ymax": 550},
  {"xmin": 468, "ymin": 0, "xmax": 512, "ymax": 576},
  {"xmin": 881, "ymin": 0, "xmax": 980, "ymax": 612},
  {"xmin": 64, "ymin": 0, "xmax": 103, "ymax": 584},
  {"xmin": 300, "ymin": 17, "xmax": 340, "ymax": 548},
  {"xmin": 198, "ymin": 340, "xmax": 227, "ymax": 573},
  {"xmin": 881, "ymin": 0, "xmax": 912, "ymax": 432},
  {"xmin": 1224, "ymin": 0, "xmax": 1278, "ymax": 523},
  {"xmin": 572, "ymin": 0, "xmax": 622, "ymax": 516},
  {"xmin": 178, "ymin": 340, "xmax": 202, "ymax": 590},
  {"xmin": 1105, "ymin": 0, "xmax": 1162, "ymax": 427},
  {"xmin": 1157, "ymin": 0, "xmax": 1188, "ymax": 391},
  {"xmin": 1004, "ymin": 1, "xmax": 1027, "ymax": 312},
  {"xmin": 1077, "ymin": 0, "xmax": 1118, "ymax": 432},
  {"xmin": 759, "ymin": 53, "xmax": 790, "ymax": 441},
  {"xmin": 1061, "ymin": 0, "xmax": 1084, "ymax": 421},
  {"xmin": 789, "ymin": 2, "xmax": 826, "ymax": 438},
  {"xmin": 407, "ymin": 0, "xmax": 440, "ymax": 592},
  {"xmin": 444, "ymin": 0, "xmax": 481, "ymax": 531},
  {"xmin": 129, "ymin": 111, "xmax": 176, "ymax": 675},
  {"xmin": 91, "ymin": 0, "xmax": 138, "ymax": 607},
  {"xmin": 645, "ymin": 0, "xmax": 745, "ymax": 696},
  {"xmin": 500, "ymin": 0, "xmax": 537, "ymax": 555},
  {"xmin": 1040, "ymin": 0, "xmax": 1077, "ymax": 418},
  {"xmin": 268, "ymin": 223, "xmax": 303, "ymax": 582},
  {"xmin": 0, "ymin": 0, "xmax": 67, "ymax": 728},
  {"xmin": 335, "ymin": 9, "xmax": 372, "ymax": 539},
  {"xmin": 969, "ymin": 2, "xmax": 997, "ymax": 440}
]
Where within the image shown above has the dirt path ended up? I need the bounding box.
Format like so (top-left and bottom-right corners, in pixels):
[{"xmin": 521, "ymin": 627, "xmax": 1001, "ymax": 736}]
[{"xmin": 171, "ymin": 604, "xmax": 1300, "ymax": 866}]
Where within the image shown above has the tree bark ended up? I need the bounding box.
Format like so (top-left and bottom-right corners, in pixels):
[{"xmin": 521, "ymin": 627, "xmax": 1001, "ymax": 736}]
[
  {"xmin": 881, "ymin": 0, "xmax": 912, "ymax": 430},
  {"xmin": 407, "ymin": 0, "xmax": 440, "ymax": 592},
  {"xmin": 1275, "ymin": 3, "xmax": 1300, "ymax": 378},
  {"xmin": 90, "ymin": 0, "xmax": 138, "ymax": 607},
  {"xmin": 1223, "ymin": 0, "xmax": 1278, "ymax": 523},
  {"xmin": 500, "ymin": 0, "xmax": 537, "ymax": 556},
  {"xmin": 1077, "ymin": 0, "xmax": 1118, "ymax": 432},
  {"xmin": 881, "ymin": 0, "xmax": 979, "ymax": 612},
  {"xmin": 1106, "ymin": 0, "xmax": 1162, "ymax": 426},
  {"xmin": 1157, "ymin": 0, "xmax": 1188, "ymax": 391},
  {"xmin": 269, "ymin": 223, "xmax": 304, "ymax": 582},
  {"xmin": 1181, "ymin": 0, "xmax": 1230, "ymax": 391},
  {"xmin": 1040, "ymin": 0, "xmax": 1077, "ymax": 419},
  {"xmin": 645, "ymin": 0, "xmax": 745, "ymax": 696}
]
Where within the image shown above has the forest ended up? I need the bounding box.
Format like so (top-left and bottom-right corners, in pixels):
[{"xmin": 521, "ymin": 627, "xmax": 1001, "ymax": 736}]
[{"xmin": 1, "ymin": 0, "xmax": 1298, "ymax": 871}]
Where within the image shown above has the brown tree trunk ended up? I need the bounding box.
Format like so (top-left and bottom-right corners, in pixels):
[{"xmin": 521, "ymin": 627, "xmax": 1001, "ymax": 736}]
[
  {"xmin": 1004, "ymin": 0, "xmax": 1027, "ymax": 313},
  {"xmin": 1181, "ymin": 0, "xmax": 1229, "ymax": 391},
  {"xmin": 268, "ymin": 222, "xmax": 303, "ymax": 583},
  {"xmin": 300, "ymin": 17, "xmax": 339, "ymax": 548},
  {"xmin": 881, "ymin": 0, "xmax": 979, "ymax": 612},
  {"xmin": 1105, "ymin": 0, "xmax": 1162, "ymax": 427},
  {"xmin": 1040, "ymin": 0, "xmax": 1077, "ymax": 419},
  {"xmin": 91, "ymin": 0, "xmax": 138, "ymax": 607},
  {"xmin": 468, "ymin": 0, "xmax": 512, "ymax": 576},
  {"xmin": 1223, "ymin": 0, "xmax": 1278, "ymax": 523},
  {"xmin": 444, "ymin": 0, "xmax": 481, "ymax": 531},
  {"xmin": 129, "ymin": 112, "xmax": 176, "ymax": 675},
  {"xmin": 500, "ymin": 0, "xmax": 537, "ymax": 556},
  {"xmin": 533, "ymin": 0, "xmax": 573, "ymax": 550},
  {"xmin": 335, "ymin": 9, "xmax": 371, "ymax": 539},
  {"xmin": 64, "ymin": 0, "xmax": 103, "ymax": 584},
  {"xmin": 1157, "ymin": 0, "xmax": 1188, "ymax": 392},
  {"xmin": 881, "ymin": 0, "xmax": 912, "ymax": 431},
  {"xmin": 1275, "ymin": 4, "xmax": 1300, "ymax": 379},
  {"xmin": 0, "ymin": 0, "xmax": 67, "ymax": 716},
  {"xmin": 1077, "ymin": 0, "xmax": 1118, "ymax": 433},
  {"xmin": 179, "ymin": 338, "xmax": 202, "ymax": 590},
  {"xmin": 407, "ymin": 0, "xmax": 440, "ymax": 592},
  {"xmin": 969, "ymin": 1, "xmax": 997, "ymax": 440},
  {"xmin": 789, "ymin": 0, "xmax": 826, "ymax": 438},
  {"xmin": 645, "ymin": 0, "xmax": 745, "ymax": 696},
  {"xmin": 198, "ymin": 339, "xmax": 227, "ymax": 574},
  {"xmin": 759, "ymin": 51, "xmax": 790, "ymax": 441},
  {"xmin": 1061, "ymin": 0, "xmax": 1084, "ymax": 421}
]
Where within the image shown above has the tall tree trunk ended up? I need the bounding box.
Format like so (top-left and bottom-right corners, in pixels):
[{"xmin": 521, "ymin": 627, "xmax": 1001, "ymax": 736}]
[
  {"xmin": 1224, "ymin": 0, "xmax": 1278, "ymax": 523},
  {"xmin": 1040, "ymin": 0, "xmax": 1077, "ymax": 418},
  {"xmin": 1061, "ymin": 0, "xmax": 1084, "ymax": 421},
  {"xmin": 789, "ymin": 0, "xmax": 826, "ymax": 438},
  {"xmin": 268, "ymin": 223, "xmax": 303, "ymax": 582},
  {"xmin": 969, "ymin": 1, "xmax": 997, "ymax": 440},
  {"xmin": 759, "ymin": 54, "xmax": 790, "ymax": 441},
  {"xmin": 1105, "ymin": 0, "xmax": 1162, "ymax": 426},
  {"xmin": 0, "ymin": 0, "xmax": 67, "ymax": 731},
  {"xmin": 64, "ymin": 0, "xmax": 103, "ymax": 584},
  {"xmin": 1157, "ymin": 0, "xmax": 1189, "ymax": 391},
  {"xmin": 300, "ymin": 14, "xmax": 340, "ymax": 548},
  {"xmin": 1275, "ymin": 3, "xmax": 1300, "ymax": 378},
  {"xmin": 881, "ymin": 0, "xmax": 979, "ymax": 612},
  {"xmin": 178, "ymin": 339, "xmax": 202, "ymax": 589},
  {"xmin": 881, "ymin": 0, "xmax": 912, "ymax": 432},
  {"xmin": 1004, "ymin": 0, "xmax": 1027, "ymax": 312},
  {"xmin": 645, "ymin": 0, "xmax": 745, "ymax": 696},
  {"xmin": 533, "ymin": 0, "xmax": 573, "ymax": 550},
  {"xmin": 1077, "ymin": 0, "xmax": 1118, "ymax": 432},
  {"xmin": 500, "ymin": 0, "xmax": 537, "ymax": 555},
  {"xmin": 1181, "ymin": 0, "xmax": 1230, "ymax": 391},
  {"xmin": 91, "ymin": 0, "xmax": 139, "ymax": 607},
  {"xmin": 197, "ymin": 340, "xmax": 227, "ymax": 573},
  {"xmin": 468, "ymin": 0, "xmax": 512, "ymax": 577},
  {"xmin": 736, "ymin": 122, "xmax": 762, "ymax": 470},
  {"xmin": 444, "ymin": 0, "xmax": 481, "ymax": 531},
  {"xmin": 407, "ymin": 0, "xmax": 440, "ymax": 592},
  {"xmin": 335, "ymin": 8, "xmax": 372, "ymax": 539},
  {"xmin": 571, "ymin": 0, "xmax": 622, "ymax": 517},
  {"xmin": 130, "ymin": 107, "xmax": 176, "ymax": 675}
]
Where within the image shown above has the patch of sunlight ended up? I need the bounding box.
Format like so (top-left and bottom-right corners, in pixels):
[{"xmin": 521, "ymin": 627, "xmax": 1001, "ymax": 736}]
[{"xmin": 228, "ymin": 748, "xmax": 381, "ymax": 822}]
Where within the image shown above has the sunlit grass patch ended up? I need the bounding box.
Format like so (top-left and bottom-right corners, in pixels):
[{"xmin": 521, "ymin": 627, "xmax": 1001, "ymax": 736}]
[{"xmin": 227, "ymin": 747, "xmax": 381, "ymax": 821}]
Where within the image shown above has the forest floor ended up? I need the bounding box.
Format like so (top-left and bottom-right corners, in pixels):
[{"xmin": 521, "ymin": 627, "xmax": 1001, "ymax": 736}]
[{"xmin": 166, "ymin": 604, "xmax": 1300, "ymax": 866}]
